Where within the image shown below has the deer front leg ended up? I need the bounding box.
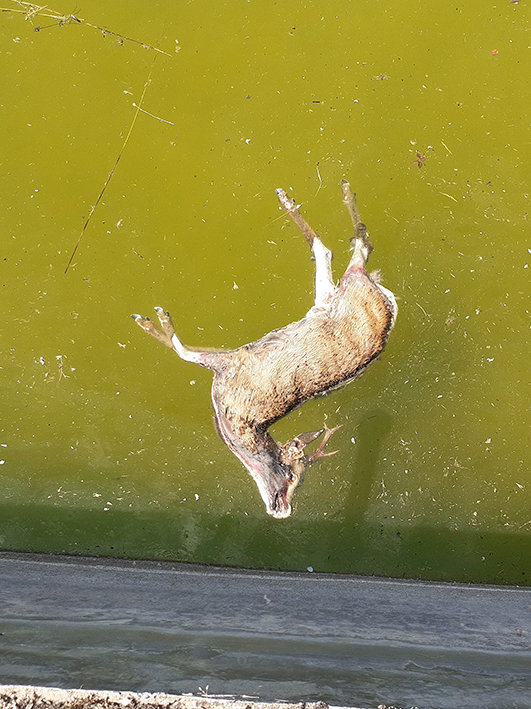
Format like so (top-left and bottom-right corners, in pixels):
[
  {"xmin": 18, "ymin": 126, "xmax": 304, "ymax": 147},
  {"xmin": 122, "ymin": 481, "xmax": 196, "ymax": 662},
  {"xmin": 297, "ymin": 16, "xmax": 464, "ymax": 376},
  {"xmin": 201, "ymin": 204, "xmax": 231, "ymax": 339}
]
[
  {"xmin": 132, "ymin": 308, "xmax": 207, "ymax": 366},
  {"xmin": 276, "ymin": 188, "xmax": 336, "ymax": 308}
]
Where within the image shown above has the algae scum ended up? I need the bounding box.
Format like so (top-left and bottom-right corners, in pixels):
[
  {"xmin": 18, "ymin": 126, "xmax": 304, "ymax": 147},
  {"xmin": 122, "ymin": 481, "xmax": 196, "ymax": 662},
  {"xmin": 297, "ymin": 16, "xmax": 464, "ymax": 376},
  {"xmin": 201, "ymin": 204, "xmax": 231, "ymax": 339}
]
[{"xmin": 0, "ymin": 0, "xmax": 529, "ymax": 583}]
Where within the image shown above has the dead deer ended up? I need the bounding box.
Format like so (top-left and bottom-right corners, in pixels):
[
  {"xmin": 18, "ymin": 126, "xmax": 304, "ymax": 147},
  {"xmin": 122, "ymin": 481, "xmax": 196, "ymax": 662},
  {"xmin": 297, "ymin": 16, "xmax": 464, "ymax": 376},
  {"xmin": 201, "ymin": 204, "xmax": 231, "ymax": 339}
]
[{"xmin": 132, "ymin": 180, "xmax": 397, "ymax": 519}]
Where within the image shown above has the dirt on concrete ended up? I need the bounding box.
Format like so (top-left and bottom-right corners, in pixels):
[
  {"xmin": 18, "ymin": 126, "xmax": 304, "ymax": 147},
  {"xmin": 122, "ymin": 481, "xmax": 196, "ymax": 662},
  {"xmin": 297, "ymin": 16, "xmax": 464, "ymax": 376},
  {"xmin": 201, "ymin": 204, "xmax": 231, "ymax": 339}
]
[{"xmin": 0, "ymin": 686, "xmax": 339, "ymax": 709}]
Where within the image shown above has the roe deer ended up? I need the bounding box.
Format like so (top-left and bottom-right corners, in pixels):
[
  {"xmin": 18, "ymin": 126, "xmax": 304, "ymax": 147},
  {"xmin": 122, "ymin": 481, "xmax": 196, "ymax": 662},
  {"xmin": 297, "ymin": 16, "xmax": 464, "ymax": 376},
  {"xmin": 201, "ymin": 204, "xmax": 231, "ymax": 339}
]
[{"xmin": 132, "ymin": 180, "xmax": 397, "ymax": 519}]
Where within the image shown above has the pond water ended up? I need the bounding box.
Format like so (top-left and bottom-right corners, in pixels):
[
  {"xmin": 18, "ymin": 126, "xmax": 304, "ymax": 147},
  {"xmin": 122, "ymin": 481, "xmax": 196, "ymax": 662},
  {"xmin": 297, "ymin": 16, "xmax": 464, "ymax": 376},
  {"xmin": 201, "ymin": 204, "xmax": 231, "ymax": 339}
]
[{"xmin": 0, "ymin": 0, "xmax": 529, "ymax": 584}]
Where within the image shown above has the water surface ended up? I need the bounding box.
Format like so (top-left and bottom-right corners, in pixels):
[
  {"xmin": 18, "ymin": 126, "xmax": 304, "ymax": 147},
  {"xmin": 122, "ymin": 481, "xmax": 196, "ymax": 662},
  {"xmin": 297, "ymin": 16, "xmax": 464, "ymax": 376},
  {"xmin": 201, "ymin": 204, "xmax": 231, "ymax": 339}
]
[{"xmin": 0, "ymin": 0, "xmax": 529, "ymax": 583}]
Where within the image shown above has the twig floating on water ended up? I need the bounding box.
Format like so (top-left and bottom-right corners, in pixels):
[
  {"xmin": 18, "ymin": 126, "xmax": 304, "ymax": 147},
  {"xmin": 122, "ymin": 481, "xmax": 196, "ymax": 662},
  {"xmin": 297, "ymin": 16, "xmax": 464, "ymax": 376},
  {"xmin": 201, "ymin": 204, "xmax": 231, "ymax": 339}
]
[
  {"xmin": 64, "ymin": 60, "xmax": 157, "ymax": 274},
  {"xmin": 132, "ymin": 102, "xmax": 174, "ymax": 125},
  {"xmin": 1, "ymin": 0, "xmax": 173, "ymax": 56}
]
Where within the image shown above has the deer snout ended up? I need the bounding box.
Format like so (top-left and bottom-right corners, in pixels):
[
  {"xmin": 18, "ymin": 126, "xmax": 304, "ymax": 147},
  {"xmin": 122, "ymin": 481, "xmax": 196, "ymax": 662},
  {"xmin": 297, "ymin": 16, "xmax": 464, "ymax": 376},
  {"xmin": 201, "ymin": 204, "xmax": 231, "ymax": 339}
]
[
  {"xmin": 268, "ymin": 491, "xmax": 293, "ymax": 519},
  {"xmin": 265, "ymin": 459, "xmax": 307, "ymax": 519},
  {"xmin": 248, "ymin": 458, "xmax": 306, "ymax": 520}
]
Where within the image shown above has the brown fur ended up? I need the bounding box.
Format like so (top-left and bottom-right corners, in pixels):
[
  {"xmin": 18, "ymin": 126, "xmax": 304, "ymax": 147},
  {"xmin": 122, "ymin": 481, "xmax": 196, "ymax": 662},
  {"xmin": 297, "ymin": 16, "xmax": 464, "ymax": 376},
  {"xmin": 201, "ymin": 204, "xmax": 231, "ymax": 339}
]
[{"xmin": 215, "ymin": 274, "xmax": 394, "ymax": 437}]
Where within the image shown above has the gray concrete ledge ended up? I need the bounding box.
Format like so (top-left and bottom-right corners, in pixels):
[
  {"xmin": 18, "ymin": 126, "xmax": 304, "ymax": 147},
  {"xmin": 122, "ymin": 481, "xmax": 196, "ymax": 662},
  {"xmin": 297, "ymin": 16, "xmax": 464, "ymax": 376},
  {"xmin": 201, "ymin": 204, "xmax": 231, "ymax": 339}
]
[{"xmin": 0, "ymin": 552, "xmax": 530, "ymax": 709}]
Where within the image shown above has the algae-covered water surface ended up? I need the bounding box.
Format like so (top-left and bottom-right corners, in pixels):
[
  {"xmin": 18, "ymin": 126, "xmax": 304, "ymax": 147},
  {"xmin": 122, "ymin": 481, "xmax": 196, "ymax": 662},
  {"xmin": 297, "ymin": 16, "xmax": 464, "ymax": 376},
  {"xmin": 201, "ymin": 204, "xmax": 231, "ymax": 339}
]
[{"xmin": 0, "ymin": 0, "xmax": 529, "ymax": 583}]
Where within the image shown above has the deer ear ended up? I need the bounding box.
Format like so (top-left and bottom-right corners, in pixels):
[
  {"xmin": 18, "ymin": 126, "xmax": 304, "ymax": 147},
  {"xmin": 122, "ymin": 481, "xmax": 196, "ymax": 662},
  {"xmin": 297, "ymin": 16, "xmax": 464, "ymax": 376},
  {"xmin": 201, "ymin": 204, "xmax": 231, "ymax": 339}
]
[
  {"xmin": 279, "ymin": 438, "xmax": 306, "ymax": 465},
  {"xmin": 293, "ymin": 429, "xmax": 324, "ymax": 446},
  {"xmin": 279, "ymin": 429, "xmax": 325, "ymax": 465}
]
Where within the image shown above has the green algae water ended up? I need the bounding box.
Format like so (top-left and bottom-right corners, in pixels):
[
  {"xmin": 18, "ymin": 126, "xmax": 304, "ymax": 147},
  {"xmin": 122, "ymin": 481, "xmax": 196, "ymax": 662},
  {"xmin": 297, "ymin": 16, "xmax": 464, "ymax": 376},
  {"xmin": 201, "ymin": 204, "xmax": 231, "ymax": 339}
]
[{"xmin": 0, "ymin": 0, "xmax": 529, "ymax": 584}]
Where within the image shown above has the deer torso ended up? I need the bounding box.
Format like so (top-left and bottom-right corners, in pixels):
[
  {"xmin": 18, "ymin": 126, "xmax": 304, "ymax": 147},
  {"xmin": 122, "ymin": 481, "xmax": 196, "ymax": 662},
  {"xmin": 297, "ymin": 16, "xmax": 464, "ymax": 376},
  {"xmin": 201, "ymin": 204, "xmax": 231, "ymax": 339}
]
[{"xmin": 210, "ymin": 265, "xmax": 396, "ymax": 454}]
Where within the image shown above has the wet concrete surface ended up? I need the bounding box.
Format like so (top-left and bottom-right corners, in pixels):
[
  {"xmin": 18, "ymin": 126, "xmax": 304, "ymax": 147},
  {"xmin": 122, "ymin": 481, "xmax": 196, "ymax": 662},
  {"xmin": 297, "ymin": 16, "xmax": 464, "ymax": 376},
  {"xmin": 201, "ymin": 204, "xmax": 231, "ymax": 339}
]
[{"xmin": 0, "ymin": 552, "xmax": 530, "ymax": 709}]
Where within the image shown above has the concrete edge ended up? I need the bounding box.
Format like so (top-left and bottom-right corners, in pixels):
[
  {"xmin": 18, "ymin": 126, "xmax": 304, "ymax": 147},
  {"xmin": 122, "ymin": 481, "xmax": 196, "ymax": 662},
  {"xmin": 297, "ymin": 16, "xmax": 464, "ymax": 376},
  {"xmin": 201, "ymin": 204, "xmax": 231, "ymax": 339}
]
[
  {"xmin": 1, "ymin": 551, "xmax": 529, "ymax": 707},
  {"xmin": 0, "ymin": 686, "xmax": 364, "ymax": 709}
]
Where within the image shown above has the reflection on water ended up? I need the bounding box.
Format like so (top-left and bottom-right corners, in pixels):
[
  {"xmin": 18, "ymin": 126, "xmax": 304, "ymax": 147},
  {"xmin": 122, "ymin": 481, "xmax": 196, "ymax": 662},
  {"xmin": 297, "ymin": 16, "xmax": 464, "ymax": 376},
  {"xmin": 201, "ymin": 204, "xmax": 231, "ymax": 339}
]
[{"xmin": 0, "ymin": 0, "xmax": 529, "ymax": 582}]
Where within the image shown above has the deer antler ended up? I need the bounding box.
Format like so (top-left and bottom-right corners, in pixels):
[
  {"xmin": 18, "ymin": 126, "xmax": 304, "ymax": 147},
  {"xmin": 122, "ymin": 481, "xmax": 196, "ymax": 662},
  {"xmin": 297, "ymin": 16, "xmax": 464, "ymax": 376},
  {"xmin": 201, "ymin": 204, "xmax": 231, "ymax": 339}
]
[{"xmin": 305, "ymin": 424, "xmax": 342, "ymax": 464}]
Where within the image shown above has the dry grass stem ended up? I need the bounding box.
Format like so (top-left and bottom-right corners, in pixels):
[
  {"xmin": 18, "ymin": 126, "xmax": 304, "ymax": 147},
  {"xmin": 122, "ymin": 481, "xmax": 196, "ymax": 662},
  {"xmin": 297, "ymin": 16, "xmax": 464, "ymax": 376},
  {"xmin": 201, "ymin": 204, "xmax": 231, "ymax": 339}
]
[{"xmin": 1, "ymin": 0, "xmax": 173, "ymax": 56}]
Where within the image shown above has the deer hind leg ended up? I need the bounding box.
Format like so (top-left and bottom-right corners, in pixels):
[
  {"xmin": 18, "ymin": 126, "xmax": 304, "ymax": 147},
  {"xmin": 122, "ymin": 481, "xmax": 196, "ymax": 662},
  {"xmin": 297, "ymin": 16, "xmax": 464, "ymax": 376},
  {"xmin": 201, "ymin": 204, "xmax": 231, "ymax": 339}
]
[
  {"xmin": 340, "ymin": 180, "xmax": 398, "ymax": 319},
  {"xmin": 131, "ymin": 307, "xmax": 206, "ymax": 366},
  {"xmin": 312, "ymin": 238, "xmax": 336, "ymax": 308},
  {"xmin": 341, "ymin": 179, "xmax": 373, "ymax": 266},
  {"xmin": 276, "ymin": 188, "xmax": 336, "ymax": 308}
]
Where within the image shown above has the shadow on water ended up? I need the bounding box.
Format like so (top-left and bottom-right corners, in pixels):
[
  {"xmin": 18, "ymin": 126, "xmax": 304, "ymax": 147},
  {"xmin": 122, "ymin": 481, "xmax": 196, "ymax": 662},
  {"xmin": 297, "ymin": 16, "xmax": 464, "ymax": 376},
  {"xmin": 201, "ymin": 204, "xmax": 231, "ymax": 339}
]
[
  {"xmin": 344, "ymin": 408, "xmax": 393, "ymax": 517},
  {"xmin": 0, "ymin": 501, "xmax": 529, "ymax": 586}
]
